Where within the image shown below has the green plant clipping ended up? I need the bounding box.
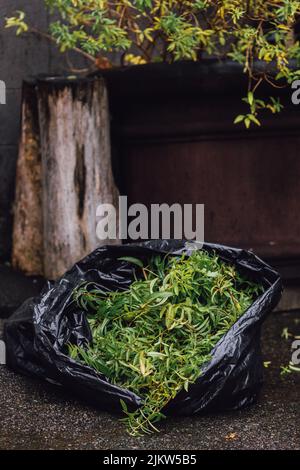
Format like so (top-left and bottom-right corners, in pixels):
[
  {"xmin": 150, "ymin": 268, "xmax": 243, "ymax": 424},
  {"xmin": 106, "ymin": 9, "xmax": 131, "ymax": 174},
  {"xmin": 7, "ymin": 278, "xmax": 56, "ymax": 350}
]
[
  {"xmin": 70, "ymin": 250, "xmax": 263, "ymax": 435},
  {"xmin": 6, "ymin": 1, "xmax": 300, "ymax": 126}
]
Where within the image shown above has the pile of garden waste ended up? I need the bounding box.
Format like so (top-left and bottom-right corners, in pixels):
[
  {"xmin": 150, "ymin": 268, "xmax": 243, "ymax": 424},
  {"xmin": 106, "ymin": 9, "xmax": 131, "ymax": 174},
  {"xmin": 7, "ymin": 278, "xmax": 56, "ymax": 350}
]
[{"xmin": 69, "ymin": 250, "xmax": 263, "ymax": 435}]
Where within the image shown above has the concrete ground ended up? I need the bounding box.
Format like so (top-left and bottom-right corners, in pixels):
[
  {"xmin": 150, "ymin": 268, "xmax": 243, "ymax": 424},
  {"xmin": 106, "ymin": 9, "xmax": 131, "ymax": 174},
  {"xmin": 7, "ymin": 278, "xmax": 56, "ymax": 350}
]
[{"xmin": 0, "ymin": 267, "xmax": 299, "ymax": 450}]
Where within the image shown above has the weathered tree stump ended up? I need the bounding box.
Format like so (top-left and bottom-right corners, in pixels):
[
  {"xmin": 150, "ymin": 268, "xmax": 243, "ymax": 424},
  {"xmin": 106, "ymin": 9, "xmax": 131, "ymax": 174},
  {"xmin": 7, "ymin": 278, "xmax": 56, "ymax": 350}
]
[
  {"xmin": 12, "ymin": 82, "xmax": 44, "ymax": 276},
  {"xmin": 12, "ymin": 77, "xmax": 119, "ymax": 279}
]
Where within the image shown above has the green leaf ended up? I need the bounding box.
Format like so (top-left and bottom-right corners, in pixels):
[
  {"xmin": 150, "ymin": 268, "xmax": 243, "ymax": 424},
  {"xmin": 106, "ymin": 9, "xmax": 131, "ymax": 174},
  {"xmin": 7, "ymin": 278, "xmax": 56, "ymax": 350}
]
[
  {"xmin": 248, "ymin": 91, "xmax": 254, "ymax": 106},
  {"xmin": 139, "ymin": 351, "xmax": 146, "ymax": 376},
  {"xmin": 120, "ymin": 399, "xmax": 128, "ymax": 413},
  {"xmin": 165, "ymin": 306, "xmax": 175, "ymax": 330},
  {"xmin": 245, "ymin": 117, "xmax": 251, "ymax": 129},
  {"xmin": 248, "ymin": 115, "xmax": 261, "ymax": 126},
  {"xmin": 118, "ymin": 257, "xmax": 144, "ymax": 268}
]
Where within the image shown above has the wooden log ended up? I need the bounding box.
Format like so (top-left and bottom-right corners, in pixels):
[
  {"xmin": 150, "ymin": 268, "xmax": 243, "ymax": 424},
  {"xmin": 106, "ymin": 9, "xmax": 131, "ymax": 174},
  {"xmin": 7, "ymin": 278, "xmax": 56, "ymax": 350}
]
[
  {"xmin": 12, "ymin": 81, "xmax": 44, "ymax": 276},
  {"xmin": 37, "ymin": 77, "xmax": 119, "ymax": 279}
]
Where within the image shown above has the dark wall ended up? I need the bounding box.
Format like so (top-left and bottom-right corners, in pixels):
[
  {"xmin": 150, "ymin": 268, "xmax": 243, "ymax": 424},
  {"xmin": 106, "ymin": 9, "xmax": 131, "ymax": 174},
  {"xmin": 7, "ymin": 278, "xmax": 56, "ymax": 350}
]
[
  {"xmin": 0, "ymin": 0, "xmax": 86, "ymax": 260},
  {"xmin": 104, "ymin": 62, "xmax": 300, "ymax": 269}
]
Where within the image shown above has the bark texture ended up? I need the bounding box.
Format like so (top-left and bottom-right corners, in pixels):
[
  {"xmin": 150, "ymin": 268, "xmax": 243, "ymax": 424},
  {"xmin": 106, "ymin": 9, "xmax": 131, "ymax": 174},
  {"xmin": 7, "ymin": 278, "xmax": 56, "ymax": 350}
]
[{"xmin": 13, "ymin": 77, "xmax": 119, "ymax": 279}]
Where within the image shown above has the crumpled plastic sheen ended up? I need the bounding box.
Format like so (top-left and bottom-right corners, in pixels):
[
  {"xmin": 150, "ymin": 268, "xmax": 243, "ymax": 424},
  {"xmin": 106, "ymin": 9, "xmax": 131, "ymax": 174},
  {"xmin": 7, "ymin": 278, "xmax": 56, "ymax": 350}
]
[{"xmin": 5, "ymin": 240, "xmax": 282, "ymax": 416}]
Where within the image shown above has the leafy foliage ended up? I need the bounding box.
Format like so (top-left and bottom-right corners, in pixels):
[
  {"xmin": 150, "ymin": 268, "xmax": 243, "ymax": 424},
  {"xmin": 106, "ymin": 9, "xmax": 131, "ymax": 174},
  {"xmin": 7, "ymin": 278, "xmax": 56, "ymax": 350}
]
[
  {"xmin": 6, "ymin": 1, "xmax": 300, "ymax": 125},
  {"xmin": 70, "ymin": 250, "xmax": 263, "ymax": 435}
]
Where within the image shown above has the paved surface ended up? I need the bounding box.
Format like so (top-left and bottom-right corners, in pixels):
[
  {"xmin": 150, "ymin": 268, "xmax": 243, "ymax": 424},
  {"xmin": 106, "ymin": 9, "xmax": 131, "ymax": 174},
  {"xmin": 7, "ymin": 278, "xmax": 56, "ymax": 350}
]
[{"xmin": 0, "ymin": 311, "xmax": 299, "ymax": 450}]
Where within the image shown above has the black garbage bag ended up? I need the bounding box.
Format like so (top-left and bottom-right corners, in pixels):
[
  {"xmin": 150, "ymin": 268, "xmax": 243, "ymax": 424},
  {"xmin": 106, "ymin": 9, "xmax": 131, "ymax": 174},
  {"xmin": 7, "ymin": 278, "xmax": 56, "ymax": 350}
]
[{"xmin": 4, "ymin": 240, "xmax": 282, "ymax": 416}]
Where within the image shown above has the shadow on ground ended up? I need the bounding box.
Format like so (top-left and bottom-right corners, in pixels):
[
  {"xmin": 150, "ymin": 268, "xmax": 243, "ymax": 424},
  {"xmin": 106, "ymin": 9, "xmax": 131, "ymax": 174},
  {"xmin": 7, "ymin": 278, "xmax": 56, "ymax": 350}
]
[{"xmin": 0, "ymin": 310, "xmax": 299, "ymax": 450}]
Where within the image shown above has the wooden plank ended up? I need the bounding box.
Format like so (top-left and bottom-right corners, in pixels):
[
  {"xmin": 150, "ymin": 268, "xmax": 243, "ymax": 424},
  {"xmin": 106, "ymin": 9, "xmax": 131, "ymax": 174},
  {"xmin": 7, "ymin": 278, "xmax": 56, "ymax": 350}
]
[{"xmin": 37, "ymin": 78, "xmax": 119, "ymax": 279}]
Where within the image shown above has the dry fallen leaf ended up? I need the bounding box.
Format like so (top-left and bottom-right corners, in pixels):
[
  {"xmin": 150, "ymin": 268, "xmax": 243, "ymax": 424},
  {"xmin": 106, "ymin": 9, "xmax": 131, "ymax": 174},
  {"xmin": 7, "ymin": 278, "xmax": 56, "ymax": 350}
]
[{"xmin": 225, "ymin": 432, "xmax": 238, "ymax": 441}]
